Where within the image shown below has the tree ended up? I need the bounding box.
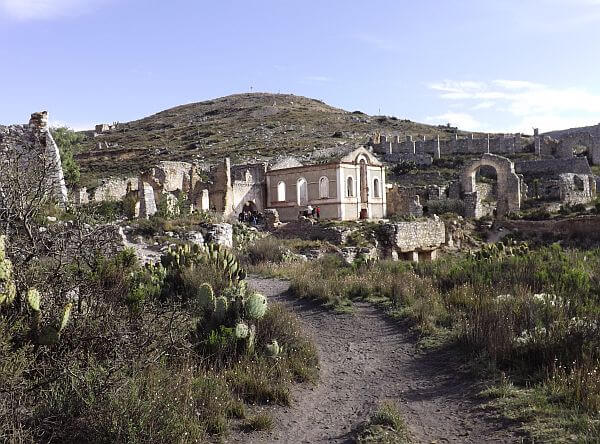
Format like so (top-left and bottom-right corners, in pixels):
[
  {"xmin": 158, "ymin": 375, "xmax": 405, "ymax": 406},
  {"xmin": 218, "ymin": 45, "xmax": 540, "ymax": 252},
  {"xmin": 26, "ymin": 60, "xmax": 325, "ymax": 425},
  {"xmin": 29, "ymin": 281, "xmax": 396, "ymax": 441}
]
[{"xmin": 50, "ymin": 127, "xmax": 83, "ymax": 186}]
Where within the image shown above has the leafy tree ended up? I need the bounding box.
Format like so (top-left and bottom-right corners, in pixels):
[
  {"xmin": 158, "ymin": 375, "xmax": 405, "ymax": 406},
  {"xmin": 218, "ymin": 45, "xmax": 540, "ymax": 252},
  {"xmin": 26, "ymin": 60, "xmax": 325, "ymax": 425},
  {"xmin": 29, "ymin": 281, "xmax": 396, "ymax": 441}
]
[{"xmin": 50, "ymin": 127, "xmax": 84, "ymax": 186}]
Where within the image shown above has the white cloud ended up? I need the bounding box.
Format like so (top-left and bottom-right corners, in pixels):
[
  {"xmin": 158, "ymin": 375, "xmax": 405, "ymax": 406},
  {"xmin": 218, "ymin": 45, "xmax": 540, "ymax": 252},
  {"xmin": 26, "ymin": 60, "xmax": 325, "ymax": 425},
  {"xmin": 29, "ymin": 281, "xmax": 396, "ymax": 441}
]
[
  {"xmin": 428, "ymin": 79, "xmax": 600, "ymax": 133},
  {"xmin": 472, "ymin": 101, "xmax": 495, "ymax": 110},
  {"xmin": 0, "ymin": 0, "xmax": 105, "ymax": 21},
  {"xmin": 425, "ymin": 112, "xmax": 485, "ymax": 132},
  {"xmin": 303, "ymin": 75, "xmax": 332, "ymax": 83}
]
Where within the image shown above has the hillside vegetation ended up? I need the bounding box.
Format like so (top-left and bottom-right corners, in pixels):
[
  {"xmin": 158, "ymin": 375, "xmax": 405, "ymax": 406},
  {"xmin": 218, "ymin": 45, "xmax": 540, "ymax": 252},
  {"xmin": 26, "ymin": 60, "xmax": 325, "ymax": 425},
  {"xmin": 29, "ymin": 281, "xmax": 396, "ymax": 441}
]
[{"xmin": 75, "ymin": 93, "xmax": 482, "ymax": 182}]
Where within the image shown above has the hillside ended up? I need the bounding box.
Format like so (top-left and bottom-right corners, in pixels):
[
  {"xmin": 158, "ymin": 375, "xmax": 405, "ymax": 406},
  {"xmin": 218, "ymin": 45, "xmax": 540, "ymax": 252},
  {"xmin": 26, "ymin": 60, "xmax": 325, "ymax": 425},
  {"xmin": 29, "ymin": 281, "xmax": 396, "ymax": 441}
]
[
  {"xmin": 544, "ymin": 122, "xmax": 600, "ymax": 139},
  {"xmin": 75, "ymin": 93, "xmax": 481, "ymax": 184}
]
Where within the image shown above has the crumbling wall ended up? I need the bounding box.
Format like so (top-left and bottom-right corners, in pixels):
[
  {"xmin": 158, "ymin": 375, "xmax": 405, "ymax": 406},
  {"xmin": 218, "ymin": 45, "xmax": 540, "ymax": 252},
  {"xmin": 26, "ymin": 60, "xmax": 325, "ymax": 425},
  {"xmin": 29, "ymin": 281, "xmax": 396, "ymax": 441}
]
[
  {"xmin": 559, "ymin": 174, "xmax": 597, "ymax": 205},
  {"xmin": 0, "ymin": 112, "xmax": 68, "ymax": 206},
  {"xmin": 460, "ymin": 153, "xmax": 520, "ymax": 218},
  {"xmin": 210, "ymin": 158, "xmax": 233, "ymax": 217},
  {"xmin": 230, "ymin": 163, "xmax": 267, "ymax": 216},
  {"xmin": 90, "ymin": 177, "xmax": 138, "ymax": 202},
  {"xmin": 386, "ymin": 186, "xmax": 423, "ymax": 217},
  {"xmin": 377, "ymin": 218, "xmax": 446, "ymax": 261},
  {"xmin": 515, "ymin": 157, "xmax": 592, "ymax": 176},
  {"xmin": 370, "ymin": 132, "xmax": 526, "ymax": 157}
]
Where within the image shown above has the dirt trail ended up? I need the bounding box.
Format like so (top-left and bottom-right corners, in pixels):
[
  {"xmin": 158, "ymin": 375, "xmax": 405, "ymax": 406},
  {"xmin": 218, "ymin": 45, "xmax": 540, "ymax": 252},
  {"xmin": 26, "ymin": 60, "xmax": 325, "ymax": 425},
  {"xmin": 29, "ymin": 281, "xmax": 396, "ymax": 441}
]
[{"xmin": 235, "ymin": 276, "xmax": 519, "ymax": 444}]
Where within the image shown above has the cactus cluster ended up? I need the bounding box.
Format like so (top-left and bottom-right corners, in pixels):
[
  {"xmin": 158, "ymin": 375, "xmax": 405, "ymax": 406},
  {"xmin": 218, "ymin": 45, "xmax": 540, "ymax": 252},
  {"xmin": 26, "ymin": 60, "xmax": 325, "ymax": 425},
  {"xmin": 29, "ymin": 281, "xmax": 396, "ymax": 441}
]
[
  {"xmin": 27, "ymin": 288, "xmax": 72, "ymax": 346},
  {"xmin": 161, "ymin": 243, "xmax": 247, "ymax": 285},
  {"xmin": 471, "ymin": 240, "xmax": 529, "ymax": 262},
  {"xmin": 0, "ymin": 235, "xmax": 17, "ymax": 307},
  {"xmin": 195, "ymin": 281, "xmax": 266, "ymax": 353},
  {"xmin": 197, "ymin": 282, "xmax": 268, "ymax": 326}
]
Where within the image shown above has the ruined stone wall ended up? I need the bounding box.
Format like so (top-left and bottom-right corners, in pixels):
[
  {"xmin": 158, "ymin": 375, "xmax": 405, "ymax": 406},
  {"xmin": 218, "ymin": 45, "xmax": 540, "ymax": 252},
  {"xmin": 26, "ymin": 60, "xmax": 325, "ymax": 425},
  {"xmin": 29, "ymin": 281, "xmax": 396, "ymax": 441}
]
[
  {"xmin": 460, "ymin": 154, "xmax": 521, "ymax": 218},
  {"xmin": 0, "ymin": 111, "xmax": 68, "ymax": 206},
  {"xmin": 559, "ymin": 174, "xmax": 597, "ymax": 205},
  {"xmin": 386, "ymin": 186, "xmax": 423, "ymax": 217},
  {"xmin": 383, "ymin": 152, "xmax": 433, "ymax": 166},
  {"xmin": 515, "ymin": 158, "xmax": 592, "ymax": 176},
  {"xmin": 379, "ymin": 219, "xmax": 446, "ymax": 252},
  {"xmin": 150, "ymin": 161, "xmax": 194, "ymax": 193},
  {"xmin": 90, "ymin": 177, "xmax": 138, "ymax": 202},
  {"xmin": 370, "ymin": 133, "xmax": 526, "ymax": 157},
  {"xmin": 496, "ymin": 216, "xmax": 600, "ymax": 239}
]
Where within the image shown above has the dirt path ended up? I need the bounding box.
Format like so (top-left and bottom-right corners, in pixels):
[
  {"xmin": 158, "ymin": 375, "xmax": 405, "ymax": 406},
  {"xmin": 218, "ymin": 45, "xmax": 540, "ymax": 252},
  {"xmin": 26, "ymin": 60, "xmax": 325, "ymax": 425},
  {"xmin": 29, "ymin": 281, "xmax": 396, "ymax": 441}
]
[{"xmin": 235, "ymin": 276, "xmax": 519, "ymax": 444}]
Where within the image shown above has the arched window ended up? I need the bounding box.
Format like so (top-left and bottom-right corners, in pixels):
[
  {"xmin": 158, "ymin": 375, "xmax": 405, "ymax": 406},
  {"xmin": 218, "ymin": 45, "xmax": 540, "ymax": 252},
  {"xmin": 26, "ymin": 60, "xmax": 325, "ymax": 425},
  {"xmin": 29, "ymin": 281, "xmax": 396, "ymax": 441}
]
[
  {"xmin": 319, "ymin": 176, "xmax": 329, "ymax": 198},
  {"xmin": 373, "ymin": 178, "xmax": 380, "ymax": 198},
  {"xmin": 277, "ymin": 181, "xmax": 286, "ymax": 202},
  {"xmin": 347, "ymin": 176, "xmax": 354, "ymax": 197},
  {"xmin": 297, "ymin": 177, "xmax": 308, "ymax": 205}
]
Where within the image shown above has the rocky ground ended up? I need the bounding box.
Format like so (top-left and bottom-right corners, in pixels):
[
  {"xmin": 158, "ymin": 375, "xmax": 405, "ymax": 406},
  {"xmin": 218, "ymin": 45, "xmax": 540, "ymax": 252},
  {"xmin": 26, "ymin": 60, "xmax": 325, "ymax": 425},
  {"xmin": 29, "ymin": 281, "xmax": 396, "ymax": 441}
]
[{"xmin": 230, "ymin": 277, "xmax": 521, "ymax": 444}]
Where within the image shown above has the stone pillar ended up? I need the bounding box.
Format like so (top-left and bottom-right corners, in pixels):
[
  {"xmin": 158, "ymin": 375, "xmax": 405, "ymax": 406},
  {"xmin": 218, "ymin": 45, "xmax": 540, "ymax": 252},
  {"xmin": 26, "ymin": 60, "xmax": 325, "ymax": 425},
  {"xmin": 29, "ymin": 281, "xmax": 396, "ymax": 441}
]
[
  {"xmin": 138, "ymin": 180, "xmax": 157, "ymax": 218},
  {"xmin": 406, "ymin": 135, "xmax": 415, "ymax": 154},
  {"xmin": 434, "ymin": 135, "xmax": 441, "ymax": 159},
  {"xmin": 200, "ymin": 189, "xmax": 209, "ymax": 211},
  {"xmin": 486, "ymin": 134, "xmax": 491, "ymax": 153},
  {"xmin": 463, "ymin": 191, "xmax": 480, "ymax": 219},
  {"xmin": 534, "ymin": 128, "xmax": 541, "ymax": 157},
  {"xmin": 29, "ymin": 111, "xmax": 68, "ymax": 206}
]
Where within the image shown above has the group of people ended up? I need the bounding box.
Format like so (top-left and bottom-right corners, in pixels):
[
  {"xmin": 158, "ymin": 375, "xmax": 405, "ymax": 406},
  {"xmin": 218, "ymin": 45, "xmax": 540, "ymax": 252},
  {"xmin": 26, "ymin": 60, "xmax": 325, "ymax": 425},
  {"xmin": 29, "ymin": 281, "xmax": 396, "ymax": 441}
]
[
  {"xmin": 238, "ymin": 209, "xmax": 262, "ymax": 225},
  {"xmin": 301, "ymin": 204, "xmax": 321, "ymax": 220}
]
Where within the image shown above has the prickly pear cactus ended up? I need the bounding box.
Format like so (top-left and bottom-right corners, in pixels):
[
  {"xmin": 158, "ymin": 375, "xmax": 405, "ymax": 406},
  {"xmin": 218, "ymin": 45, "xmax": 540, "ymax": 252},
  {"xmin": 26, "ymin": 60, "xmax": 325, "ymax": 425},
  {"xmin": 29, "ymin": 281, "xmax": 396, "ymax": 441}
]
[
  {"xmin": 197, "ymin": 282, "xmax": 216, "ymax": 313},
  {"xmin": 265, "ymin": 339, "xmax": 280, "ymax": 358},
  {"xmin": 245, "ymin": 292, "xmax": 267, "ymax": 320},
  {"xmin": 234, "ymin": 321, "xmax": 249, "ymax": 339},
  {"xmin": 0, "ymin": 235, "xmax": 16, "ymax": 306},
  {"xmin": 27, "ymin": 288, "xmax": 41, "ymax": 312},
  {"xmin": 214, "ymin": 296, "xmax": 228, "ymax": 321}
]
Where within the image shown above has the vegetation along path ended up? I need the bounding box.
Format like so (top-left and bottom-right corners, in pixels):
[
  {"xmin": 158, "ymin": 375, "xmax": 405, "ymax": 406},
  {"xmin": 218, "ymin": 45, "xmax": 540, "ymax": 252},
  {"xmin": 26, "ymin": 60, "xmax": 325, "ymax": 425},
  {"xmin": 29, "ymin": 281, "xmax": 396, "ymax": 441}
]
[{"xmin": 238, "ymin": 276, "xmax": 519, "ymax": 444}]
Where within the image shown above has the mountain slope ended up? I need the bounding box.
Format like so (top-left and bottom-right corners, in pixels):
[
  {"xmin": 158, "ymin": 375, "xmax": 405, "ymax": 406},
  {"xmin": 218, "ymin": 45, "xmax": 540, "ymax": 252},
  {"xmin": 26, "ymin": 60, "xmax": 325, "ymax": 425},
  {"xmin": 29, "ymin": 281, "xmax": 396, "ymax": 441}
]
[
  {"xmin": 75, "ymin": 93, "xmax": 481, "ymax": 183},
  {"xmin": 543, "ymin": 122, "xmax": 600, "ymax": 139}
]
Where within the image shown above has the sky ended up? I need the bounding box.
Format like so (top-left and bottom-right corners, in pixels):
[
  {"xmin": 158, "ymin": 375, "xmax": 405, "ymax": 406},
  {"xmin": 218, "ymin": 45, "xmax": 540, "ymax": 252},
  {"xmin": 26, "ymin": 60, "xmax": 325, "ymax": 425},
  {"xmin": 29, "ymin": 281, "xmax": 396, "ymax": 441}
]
[{"xmin": 1, "ymin": 0, "xmax": 600, "ymax": 134}]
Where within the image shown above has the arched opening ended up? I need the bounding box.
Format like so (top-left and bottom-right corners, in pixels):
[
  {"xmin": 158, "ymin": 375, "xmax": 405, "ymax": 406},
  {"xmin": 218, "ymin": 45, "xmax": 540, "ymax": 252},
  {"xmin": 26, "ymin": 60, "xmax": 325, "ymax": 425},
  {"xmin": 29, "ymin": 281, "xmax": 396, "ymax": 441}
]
[
  {"xmin": 297, "ymin": 177, "xmax": 308, "ymax": 205},
  {"xmin": 319, "ymin": 176, "xmax": 329, "ymax": 198},
  {"xmin": 373, "ymin": 178, "xmax": 380, "ymax": 198},
  {"xmin": 474, "ymin": 165, "xmax": 498, "ymax": 218},
  {"xmin": 277, "ymin": 181, "xmax": 286, "ymax": 202},
  {"xmin": 460, "ymin": 154, "xmax": 521, "ymax": 219},
  {"xmin": 347, "ymin": 176, "xmax": 354, "ymax": 197}
]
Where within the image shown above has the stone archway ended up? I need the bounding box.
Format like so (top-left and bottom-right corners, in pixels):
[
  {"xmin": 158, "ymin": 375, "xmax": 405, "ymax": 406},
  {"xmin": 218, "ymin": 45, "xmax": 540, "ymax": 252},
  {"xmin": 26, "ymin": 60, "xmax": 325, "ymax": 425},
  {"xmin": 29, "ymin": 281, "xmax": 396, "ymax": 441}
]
[{"xmin": 460, "ymin": 153, "xmax": 521, "ymax": 218}]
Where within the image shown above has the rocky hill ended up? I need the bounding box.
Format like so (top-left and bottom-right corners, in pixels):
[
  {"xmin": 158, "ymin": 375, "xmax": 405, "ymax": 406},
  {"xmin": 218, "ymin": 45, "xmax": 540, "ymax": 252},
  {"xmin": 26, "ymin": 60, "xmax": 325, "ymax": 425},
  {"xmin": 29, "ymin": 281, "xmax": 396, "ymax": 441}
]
[
  {"xmin": 543, "ymin": 122, "xmax": 600, "ymax": 139},
  {"xmin": 75, "ymin": 93, "xmax": 481, "ymax": 185}
]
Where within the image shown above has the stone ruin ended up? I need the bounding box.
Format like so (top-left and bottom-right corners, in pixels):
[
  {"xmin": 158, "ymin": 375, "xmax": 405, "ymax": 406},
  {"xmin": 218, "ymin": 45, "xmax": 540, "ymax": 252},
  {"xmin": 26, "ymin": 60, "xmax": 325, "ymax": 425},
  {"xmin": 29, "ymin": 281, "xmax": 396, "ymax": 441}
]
[
  {"xmin": 0, "ymin": 111, "xmax": 68, "ymax": 206},
  {"xmin": 369, "ymin": 132, "xmax": 524, "ymax": 165},
  {"xmin": 371, "ymin": 124, "xmax": 600, "ymax": 166},
  {"xmin": 460, "ymin": 154, "xmax": 521, "ymax": 218},
  {"xmin": 388, "ymin": 150, "xmax": 598, "ymax": 220},
  {"xmin": 74, "ymin": 157, "xmax": 267, "ymax": 220}
]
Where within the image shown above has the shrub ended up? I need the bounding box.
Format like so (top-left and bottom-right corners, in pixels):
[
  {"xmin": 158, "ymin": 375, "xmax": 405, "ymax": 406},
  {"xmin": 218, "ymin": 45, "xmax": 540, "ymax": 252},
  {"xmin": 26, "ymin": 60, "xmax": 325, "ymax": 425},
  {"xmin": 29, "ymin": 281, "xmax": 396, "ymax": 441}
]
[{"xmin": 246, "ymin": 236, "xmax": 288, "ymax": 265}]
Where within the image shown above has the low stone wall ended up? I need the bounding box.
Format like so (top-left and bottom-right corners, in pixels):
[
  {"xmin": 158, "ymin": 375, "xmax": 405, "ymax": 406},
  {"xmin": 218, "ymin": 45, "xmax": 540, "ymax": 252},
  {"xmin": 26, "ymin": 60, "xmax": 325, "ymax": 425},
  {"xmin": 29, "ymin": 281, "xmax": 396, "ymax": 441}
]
[
  {"xmin": 274, "ymin": 218, "xmax": 356, "ymax": 244},
  {"xmin": 515, "ymin": 158, "xmax": 592, "ymax": 176},
  {"xmin": 379, "ymin": 219, "xmax": 446, "ymax": 252},
  {"xmin": 496, "ymin": 216, "xmax": 600, "ymax": 238}
]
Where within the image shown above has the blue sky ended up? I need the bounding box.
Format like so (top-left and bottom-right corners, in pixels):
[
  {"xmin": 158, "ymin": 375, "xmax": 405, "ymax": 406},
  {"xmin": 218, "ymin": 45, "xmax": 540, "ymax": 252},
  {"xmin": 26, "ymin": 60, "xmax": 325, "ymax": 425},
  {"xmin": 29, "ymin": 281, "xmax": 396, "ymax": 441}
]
[{"xmin": 1, "ymin": 0, "xmax": 600, "ymax": 134}]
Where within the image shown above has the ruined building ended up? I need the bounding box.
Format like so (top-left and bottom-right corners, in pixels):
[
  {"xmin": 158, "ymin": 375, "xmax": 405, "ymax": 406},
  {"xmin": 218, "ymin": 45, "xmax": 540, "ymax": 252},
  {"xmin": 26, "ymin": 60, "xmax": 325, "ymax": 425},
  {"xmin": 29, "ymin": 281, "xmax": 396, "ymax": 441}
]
[{"xmin": 75, "ymin": 147, "xmax": 388, "ymax": 221}]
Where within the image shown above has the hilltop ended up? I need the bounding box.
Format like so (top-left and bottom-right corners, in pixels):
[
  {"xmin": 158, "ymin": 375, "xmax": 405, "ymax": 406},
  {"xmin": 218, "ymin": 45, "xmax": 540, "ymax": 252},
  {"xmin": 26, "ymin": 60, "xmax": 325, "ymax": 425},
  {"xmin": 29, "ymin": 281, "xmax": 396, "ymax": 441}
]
[{"xmin": 75, "ymin": 93, "xmax": 481, "ymax": 184}]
